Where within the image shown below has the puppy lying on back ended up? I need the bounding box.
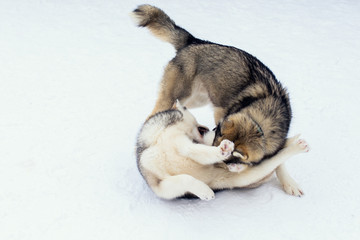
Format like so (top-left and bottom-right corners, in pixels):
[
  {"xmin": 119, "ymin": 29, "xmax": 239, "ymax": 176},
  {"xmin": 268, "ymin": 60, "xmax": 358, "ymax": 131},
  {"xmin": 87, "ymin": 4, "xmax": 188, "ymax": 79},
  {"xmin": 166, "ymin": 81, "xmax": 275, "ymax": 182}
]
[
  {"xmin": 132, "ymin": 5, "xmax": 306, "ymax": 196},
  {"xmin": 136, "ymin": 101, "xmax": 309, "ymax": 200}
]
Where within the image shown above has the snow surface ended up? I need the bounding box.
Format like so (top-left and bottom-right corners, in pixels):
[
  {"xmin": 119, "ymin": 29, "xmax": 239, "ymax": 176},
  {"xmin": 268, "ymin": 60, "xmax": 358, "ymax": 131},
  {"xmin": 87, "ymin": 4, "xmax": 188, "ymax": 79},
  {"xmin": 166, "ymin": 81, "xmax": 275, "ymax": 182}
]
[{"xmin": 1, "ymin": 0, "xmax": 360, "ymax": 239}]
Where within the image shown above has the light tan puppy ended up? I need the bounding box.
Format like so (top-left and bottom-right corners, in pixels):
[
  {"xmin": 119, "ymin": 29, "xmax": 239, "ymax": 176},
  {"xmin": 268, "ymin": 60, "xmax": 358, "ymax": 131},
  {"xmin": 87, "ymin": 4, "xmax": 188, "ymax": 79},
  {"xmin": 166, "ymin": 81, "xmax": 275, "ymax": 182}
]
[
  {"xmin": 136, "ymin": 102, "xmax": 309, "ymax": 200},
  {"xmin": 132, "ymin": 5, "xmax": 305, "ymax": 196}
]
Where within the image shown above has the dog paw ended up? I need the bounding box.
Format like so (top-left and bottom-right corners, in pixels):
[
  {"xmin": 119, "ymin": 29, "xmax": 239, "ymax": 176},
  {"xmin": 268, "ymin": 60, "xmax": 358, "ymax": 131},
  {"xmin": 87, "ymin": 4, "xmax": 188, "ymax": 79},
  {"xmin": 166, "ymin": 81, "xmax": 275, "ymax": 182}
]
[
  {"xmin": 282, "ymin": 179, "xmax": 304, "ymax": 197},
  {"xmin": 227, "ymin": 163, "xmax": 247, "ymax": 173},
  {"xmin": 219, "ymin": 139, "xmax": 234, "ymax": 159},
  {"xmin": 198, "ymin": 188, "xmax": 215, "ymax": 201},
  {"xmin": 296, "ymin": 139, "xmax": 310, "ymax": 153},
  {"xmin": 285, "ymin": 134, "xmax": 301, "ymax": 147}
]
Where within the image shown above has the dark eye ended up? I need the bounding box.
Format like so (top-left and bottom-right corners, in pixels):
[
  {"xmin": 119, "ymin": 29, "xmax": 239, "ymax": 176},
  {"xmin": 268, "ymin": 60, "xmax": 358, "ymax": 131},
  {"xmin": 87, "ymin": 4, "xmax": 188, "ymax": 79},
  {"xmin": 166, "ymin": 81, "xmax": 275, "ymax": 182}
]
[
  {"xmin": 256, "ymin": 125, "xmax": 264, "ymax": 136},
  {"xmin": 183, "ymin": 106, "xmax": 187, "ymax": 110}
]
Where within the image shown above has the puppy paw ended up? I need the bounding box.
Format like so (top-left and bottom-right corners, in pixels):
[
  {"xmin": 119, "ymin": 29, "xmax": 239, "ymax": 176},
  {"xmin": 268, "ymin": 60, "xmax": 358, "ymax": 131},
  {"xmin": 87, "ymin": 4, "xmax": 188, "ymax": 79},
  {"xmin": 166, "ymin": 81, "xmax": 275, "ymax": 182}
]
[
  {"xmin": 296, "ymin": 139, "xmax": 310, "ymax": 153},
  {"xmin": 197, "ymin": 188, "xmax": 215, "ymax": 201},
  {"xmin": 282, "ymin": 179, "xmax": 304, "ymax": 197},
  {"xmin": 219, "ymin": 139, "xmax": 234, "ymax": 159},
  {"xmin": 227, "ymin": 163, "xmax": 247, "ymax": 173},
  {"xmin": 285, "ymin": 134, "xmax": 301, "ymax": 147},
  {"xmin": 286, "ymin": 135, "xmax": 310, "ymax": 153}
]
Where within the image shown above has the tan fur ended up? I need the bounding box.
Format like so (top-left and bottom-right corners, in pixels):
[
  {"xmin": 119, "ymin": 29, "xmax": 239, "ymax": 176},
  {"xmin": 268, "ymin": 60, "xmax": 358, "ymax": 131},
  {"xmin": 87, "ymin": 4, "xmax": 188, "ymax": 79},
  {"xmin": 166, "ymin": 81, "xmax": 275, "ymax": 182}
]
[
  {"xmin": 133, "ymin": 5, "xmax": 305, "ymax": 196},
  {"xmin": 213, "ymin": 113, "xmax": 265, "ymax": 164},
  {"xmin": 136, "ymin": 103, "xmax": 310, "ymax": 200},
  {"xmin": 213, "ymin": 107, "xmax": 227, "ymax": 124},
  {"xmin": 244, "ymin": 172, "xmax": 274, "ymax": 189}
]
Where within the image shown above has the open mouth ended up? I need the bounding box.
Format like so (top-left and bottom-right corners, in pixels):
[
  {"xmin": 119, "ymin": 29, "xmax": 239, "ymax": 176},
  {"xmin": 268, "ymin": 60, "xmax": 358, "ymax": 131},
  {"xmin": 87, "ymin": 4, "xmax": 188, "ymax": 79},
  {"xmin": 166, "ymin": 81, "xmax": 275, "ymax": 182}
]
[{"xmin": 197, "ymin": 126, "xmax": 209, "ymax": 137}]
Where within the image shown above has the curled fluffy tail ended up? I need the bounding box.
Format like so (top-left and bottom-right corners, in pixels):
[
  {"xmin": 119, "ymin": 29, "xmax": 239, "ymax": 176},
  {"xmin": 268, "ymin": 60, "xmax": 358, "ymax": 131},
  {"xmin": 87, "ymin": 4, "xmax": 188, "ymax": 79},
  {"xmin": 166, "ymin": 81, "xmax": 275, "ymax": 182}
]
[{"xmin": 132, "ymin": 4, "xmax": 200, "ymax": 51}]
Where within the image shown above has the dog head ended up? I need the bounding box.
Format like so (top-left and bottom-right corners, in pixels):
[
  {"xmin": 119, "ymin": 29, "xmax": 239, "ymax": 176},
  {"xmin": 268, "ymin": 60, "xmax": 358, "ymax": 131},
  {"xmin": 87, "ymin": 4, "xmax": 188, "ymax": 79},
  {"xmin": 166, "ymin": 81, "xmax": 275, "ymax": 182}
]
[
  {"xmin": 213, "ymin": 113, "xmax": 266, "ymax": 165},
  {"xmin": 213, "ymin": 100, "xmax": 290, "ymax": 165},
  {"xmin": 172, "ymin": 100, "xmax": 209, "ymax": 144}
]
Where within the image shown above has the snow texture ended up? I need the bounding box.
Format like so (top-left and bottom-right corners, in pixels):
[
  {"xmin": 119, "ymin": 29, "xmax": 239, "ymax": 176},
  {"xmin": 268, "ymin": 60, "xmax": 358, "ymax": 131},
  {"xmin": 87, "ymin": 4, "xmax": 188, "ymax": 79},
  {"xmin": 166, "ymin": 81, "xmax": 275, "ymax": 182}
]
[{"xmin": 1, "ymin": 0, "xmax": 360, "ymax": 239}]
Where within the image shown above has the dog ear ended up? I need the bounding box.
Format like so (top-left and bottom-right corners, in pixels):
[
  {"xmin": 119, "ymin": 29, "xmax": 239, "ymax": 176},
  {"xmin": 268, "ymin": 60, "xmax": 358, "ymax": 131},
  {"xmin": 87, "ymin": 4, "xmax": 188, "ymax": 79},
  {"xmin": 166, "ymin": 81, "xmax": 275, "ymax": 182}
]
[
  {"xmin": 173, "ymin": 99, "xmax": 187, "ymax": 111},
  {"xmin": 171, "ymin": 100, "xmax": 179, "ymax": 110}
]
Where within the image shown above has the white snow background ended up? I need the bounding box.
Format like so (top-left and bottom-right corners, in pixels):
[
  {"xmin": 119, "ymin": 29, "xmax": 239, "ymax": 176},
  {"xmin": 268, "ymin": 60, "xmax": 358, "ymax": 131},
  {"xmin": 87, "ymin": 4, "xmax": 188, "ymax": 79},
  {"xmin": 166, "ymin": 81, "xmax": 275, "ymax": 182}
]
[{"xmin": 1, "ymin": 0, "xmax": 359, "ymax": 239}]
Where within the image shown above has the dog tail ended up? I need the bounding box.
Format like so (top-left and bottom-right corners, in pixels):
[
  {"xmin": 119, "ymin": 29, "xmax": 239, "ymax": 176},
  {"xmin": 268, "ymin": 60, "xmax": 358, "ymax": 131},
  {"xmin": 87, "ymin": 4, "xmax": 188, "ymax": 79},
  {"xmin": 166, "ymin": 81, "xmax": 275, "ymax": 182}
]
[{"xmin": 132, "ymin": 4, "xmax": 202, "ymax": 51}]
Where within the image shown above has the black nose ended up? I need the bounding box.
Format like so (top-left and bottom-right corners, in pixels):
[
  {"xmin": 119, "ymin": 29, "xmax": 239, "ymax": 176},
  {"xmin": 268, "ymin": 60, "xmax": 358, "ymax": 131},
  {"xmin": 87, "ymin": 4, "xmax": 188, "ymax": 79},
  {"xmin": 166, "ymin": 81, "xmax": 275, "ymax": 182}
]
[{"xmin": 198, "ymin": 126, "xmax": 209, "ymax": 136}]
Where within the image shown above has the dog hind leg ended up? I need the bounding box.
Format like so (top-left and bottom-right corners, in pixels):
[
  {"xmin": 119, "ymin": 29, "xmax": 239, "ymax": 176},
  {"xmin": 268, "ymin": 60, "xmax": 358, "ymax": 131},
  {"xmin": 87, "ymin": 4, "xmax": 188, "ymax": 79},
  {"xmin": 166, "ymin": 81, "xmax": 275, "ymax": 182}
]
[
  {"xmin": 213, "ymin": 107, "xmax": 227, "ymax": 124},
  {"xmin": 276, "ymin": 164, "xmax": 304, "ymax": 197},
  {"xmin": 244, "ymin": 172, "xmax": 274, "ymax": 189},
  {"xmin": 211, "ymin": 136, "xmax": 309, "ymax": 190},
  {"xmin": 152, "ymin": 174, "xmax": 215, "ymax": 200},
  {"xmin": 149, "ymin": 63, "xmax": 192, "ymax": 118}
]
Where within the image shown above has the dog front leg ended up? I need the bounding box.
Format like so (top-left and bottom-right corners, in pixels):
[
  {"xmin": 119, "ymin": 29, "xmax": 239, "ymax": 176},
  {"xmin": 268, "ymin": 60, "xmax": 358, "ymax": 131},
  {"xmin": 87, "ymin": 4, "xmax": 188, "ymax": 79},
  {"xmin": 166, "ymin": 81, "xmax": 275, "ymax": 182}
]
[
  {"xmin": 148, "ymin": 63, "xmax": 190, "ymax": 119},
  {"xmin": 175, "ymin": 136, "xmax": 234, "ymax": 165},
  {"xmin": 211, "ymin": 135, "xmax": 309, "ymax": 189}
]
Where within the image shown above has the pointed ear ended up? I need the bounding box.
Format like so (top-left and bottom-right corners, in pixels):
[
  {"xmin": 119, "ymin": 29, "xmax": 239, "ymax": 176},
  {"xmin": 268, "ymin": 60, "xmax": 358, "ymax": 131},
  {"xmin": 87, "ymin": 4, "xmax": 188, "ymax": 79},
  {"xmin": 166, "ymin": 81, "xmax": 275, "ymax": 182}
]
[
  {"xmin": 171, "ymin": 99, "xmax": 180, "ymax": 110},
  {"xmin": 173, "ymin": 99, "xmax": 183, "ymax": 110}
]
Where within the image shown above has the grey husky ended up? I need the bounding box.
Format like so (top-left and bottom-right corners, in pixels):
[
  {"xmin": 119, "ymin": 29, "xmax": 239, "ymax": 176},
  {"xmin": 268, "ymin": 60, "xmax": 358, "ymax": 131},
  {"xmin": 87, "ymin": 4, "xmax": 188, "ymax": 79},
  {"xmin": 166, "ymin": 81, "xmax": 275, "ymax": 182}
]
[
  {"xmin": 136, "ymin": 101, "xmax": 309, "ymax": 200},
  {"xmin": 133, "ymin": 4, "xmax": 305, "ymax": 196}
]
